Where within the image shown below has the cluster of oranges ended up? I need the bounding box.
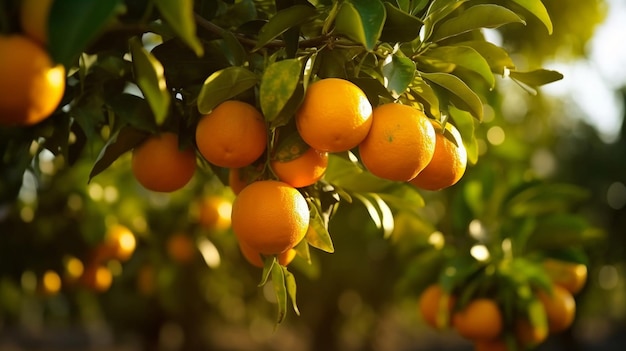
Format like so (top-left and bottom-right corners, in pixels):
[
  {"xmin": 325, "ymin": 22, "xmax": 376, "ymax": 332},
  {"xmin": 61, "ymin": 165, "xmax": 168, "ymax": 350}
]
[
  {"xmin": 130, "ymin": 78, "xmax": 468, "ymax": 266},
  {"xmin": 0, "ymin": 0, "xmax": 65, "ymax": 127},
  {"xmin": 418, "ymin": 258, "xmax": 587, "ymax": 351}
]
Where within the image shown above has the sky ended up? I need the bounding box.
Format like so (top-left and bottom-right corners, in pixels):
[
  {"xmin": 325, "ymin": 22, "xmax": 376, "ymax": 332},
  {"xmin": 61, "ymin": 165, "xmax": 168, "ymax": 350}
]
[{"xmin": 543, "ymin": 0, "xmax": 626, "ymax": 143}]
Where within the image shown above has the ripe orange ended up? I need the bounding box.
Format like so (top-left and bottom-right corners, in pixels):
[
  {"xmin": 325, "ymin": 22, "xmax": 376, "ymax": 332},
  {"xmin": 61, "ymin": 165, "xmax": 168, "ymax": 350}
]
[
  {"xmin": 296, "ymin": 78, "xmax": 373, "ymax": 152},
  {"xmin": 453, "ymin": 298, "xmax": 503, "ymax": 340},
  {"xmin": 196, "ymin": 100, "xmax": 267, "ymax": 168},
  {"xmin": 418, "ymin": 284, "xmax": 455, "ymax": 329},
  {"xmin": 229, "ymin": 168, "xmax": 249, "ymax": 195},
  {"xmin": 80, "ymin": 264, "xmax": 113, "ymax": 292},
  {"xmin": 166, "ymin": 232, "xmax": 196, "ymax": 264},
  {"xmin": 20, "ymin": 0, "xmax": 53, "ymax": 45},
  {"xmin": 537, "ymin": 285, "xmax": 576, "ymax": 333},
  {"xmin": 515, "ymin": 318, "xmax": 548, "ymax": 347},
  {"xmin": 0, "ymin": 35, "xmax": 65, "ymax": 126},
  {"xmin": 271, "ymin": 147, "xmax": 328, "ymax": 188},
  {"xmin": 410, "ymin": 120, "xmax": 467, "ymax": 190},
  {"xmin": 197, "ymin": 196, "xmax": 232, "ymax": 231},
  {"xmin": 231, "ymin": 180, "xmax": 309, "ymax": 255},
  {"xmin": 131, "ymin": 132, "xmax": 196, "ymax": 192},
  {"xmin": 239, "ymin": 240, "xmax": 297, "ymax": 267},
  {"xmin": 102, "ymin": 224, "xmax": 136, "ymax": 262},
  {"xmin": 359, "ymin": 103, "xmax": 436, "ymax": 181},
  {"xmin": 543, "ymin": 258, "xmax": 588, "ymax": 295},
  {"xmin": 474, "ymin": 339, "xmax": 508, "ymax": 351}
]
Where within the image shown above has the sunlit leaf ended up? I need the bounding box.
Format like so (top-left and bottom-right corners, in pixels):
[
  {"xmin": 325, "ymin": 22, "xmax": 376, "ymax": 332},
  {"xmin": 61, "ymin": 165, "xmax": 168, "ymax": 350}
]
[
  {"xmin": 283, "ymin": 267, "xmax": 300, "ymax": 315},
  {"xmin": 382, "ymin": 55, "xmax": 416, "ymax": 98},
  {"xmin": 305, "ymin": 201, "xmax": 335, "ymax": 253},
  {"xmin": 254, "ymin": 5, "xmax": 317, "ymax": 51},
  {"xmin": 353, "ymin": 193, "xmax": 382, "ymax": 230},
  {"xmin": 153, "ymin": 0, "xmax": 204, "ymax": 56},
  {"xmin": 431, "ymin": 4, "xmax": 526, "ymax": 42},
  {"xmin": 369, "ymin": 193, "xmax": 395, "ymax": 238},
  {"xmin": 49, "ymin": 0, "xmax": 121, "ymax": 66},
  {"xmin": 422, "ymin": 0, "xmax": 470, "ymax": 41},
  {"xmin": 409, "ymin": 75, "xmax": 440, "ymax": 119},
  {"xmin": 454, "ymin": 41, "xmax": 515, "ymax": 75},
  {"xmin": 260, "ymin": 59, "xmax": 303, "ymax": 123},
  {"xmin": 423, "ymin": 46, "xmax": 495, "ymax": 88},
  {"xmin": 129, "ymin": 37, "xmax": 170, "ymax": 125},
  {"xmin": 334, "ymin": 0, "xmax": 387, "ymax": 51},
  {"xmin": 509, "ymin": 0, "xmax": 553, "ymax": 34},
  {"xmin": 509, "ymin": 69, "xmax": 564, "ymax": 87},
  {"xmin": 197, "ymin": 67, "xmax": 259, "ymax": 114},
  {"xmin": 421, "ymin": 72, "xmax": 483, "ymax": 120},
  {"xmin": 448, "ymin": 106, "xmax": 478, "ymax": 164}
]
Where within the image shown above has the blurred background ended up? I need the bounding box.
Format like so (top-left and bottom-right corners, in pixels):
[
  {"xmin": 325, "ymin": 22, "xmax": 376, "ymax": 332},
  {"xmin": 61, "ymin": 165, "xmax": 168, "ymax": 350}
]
[{"xmin": 1, "ymin": 0, "xmax": 625, "ymax": 350}]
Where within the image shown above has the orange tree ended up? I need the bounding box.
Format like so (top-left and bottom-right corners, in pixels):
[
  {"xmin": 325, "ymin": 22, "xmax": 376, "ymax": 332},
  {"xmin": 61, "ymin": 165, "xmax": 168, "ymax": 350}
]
[{"xmin": 0, "ymin": 0, "xmax": 607, "ymax": 350}]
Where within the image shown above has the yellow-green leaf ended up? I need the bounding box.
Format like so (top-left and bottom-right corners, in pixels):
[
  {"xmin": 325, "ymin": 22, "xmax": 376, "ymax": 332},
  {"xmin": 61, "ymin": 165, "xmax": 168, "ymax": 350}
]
[
  {"xmin": 154, "ymin": 0, "xmax": 203, "ymax": 56},
  {"xmin": 129, "ymin": 37, "xmax": 170, "ymax": 125}
]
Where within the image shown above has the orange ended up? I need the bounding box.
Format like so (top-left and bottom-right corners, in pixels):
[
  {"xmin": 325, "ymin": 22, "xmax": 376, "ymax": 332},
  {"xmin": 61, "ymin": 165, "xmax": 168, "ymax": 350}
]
[
  {"xmin": 537, "ymin": 285, "xmax": 576, "ymax": 333},
  {"xmin": 197, "ymin": 196, "xmax": 232, "ymax": 231},
  {"xmin": 515, "ymin": 318, "xmax": 548, "ymax": 347},
  {"xmin": 131, "ymin": 132, "xmax": 196, "ymax": 192},
  {"xmin": 543, "ymin": 258, "xmax": 588, "ymax": 295},
  {"xmin": 410, "ymin": 120, "xmax": 467, "ymax": 190},
  {"xmin": 474, "ymin": 339, "xmax": 508, "ymax": 351},
  {"xmin": 196, "ymin": 100, "xmax": 267, "ymax": 168},
  {"xmin": 231, "ymin": 180, "xmax": 309, "ymax": 255},
  {"xmin": 0, "ymin": 35, "xmax": 65, "ymax": 126},
  {"xmin": 229, "ymin": 168, "xmax": 249, "ymax": 195},
  {"xmin": 359, "ymin": 103, "xmax": 436, "ymax": 181},
  {"xmin": 39, "ymin": 270, "xmax": 62, "ymax": 296},
  {"xmin": 296, "ymin": 78, "xmax": 372, "ymax": 152},
  {"xmin": 20, "ymin": 0, "xmax": 53, "ymax": 45},
  {"xmin": 453, "ymin": 298, "xmax": 503, "ymax": 340},
  {"xmin": 418, "ymin": 284, "xmax": 455, "ymax": 329},
  {"xmin": 102, "ymin": 224, "xmax": 136, "ymax": 262},
  {"xmin": 166, "ymin": 232, "xmax": 196, "ymax": 264},
  {"xmin": 80, "ymin": 265, "xmax": 113, "ymax": 292},
  {"xmin": 239, "ymin": 241, "xmax": 297, "ymax": 268},
  {"xmin": 271, "ymin": 147, "xmax": 328, "ymax": 188}
]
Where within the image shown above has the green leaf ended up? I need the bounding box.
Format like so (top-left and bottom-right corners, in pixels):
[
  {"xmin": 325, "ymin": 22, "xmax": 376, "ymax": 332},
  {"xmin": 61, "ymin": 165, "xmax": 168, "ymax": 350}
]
[
  {"xmin": 254, "ymin": 5, "xmax": 317, "ymax": 51},
  {"xmin": 197, "ymin": 67, "xmax": 259, "ymax": 115},
  {"xmin": 48, "ymin": 0, "xmax": 122, "ymax": 66},
  {"xmin": 220, "ymin": 31, "xmax": 247, "ymax": 66},
  {"xmin": 89, "ymin": 126, "xmax": 149, "ymax": 182},
  {"xmin": 431, "ymin": 4, "xmax": 526, "ymax": 42},
  {"xmin": 129, "ymin": 37, "xmax": 171, "ymax": 125},
  {"xmin": 527, "ymin": 214, "xmax": 604, "ymax": 250},
  {"xmin": 505, "ymin": 183, "xmax": 590, "ymax": 217},
  {"xmin": 422, "ymin": 0, "xmax": 470, "ymax": 41},
  {"xmin": 454, "ymin": 41, "xmax": 515, "ymax": 75},
  {"xmin": 153, "ymin": 0, "xmax": 204, "ymax": 56},
  {"xmin": 105, "ymin": 93, "xmax": 158, "ymax": 133},
  {"xmin": 509, "ymin": 69, "xmax": 564, "ymax": 87},
  {"xmin": 369, "ymin": 193, "xmax": 395, "ymax": 238},
  {"xmin": 382, "ymin": 55, "xmax": 416, "ymax": 98},
  {"xmin": 409, "ymin": 75, "xmax": 440, "ymax": 118},
  {"xmin": 259, "ymin": 257, "xmax": 275, "ymax": 287},
  {"xmin": 423, "ymin": 46, "xmax": 495, "ymax": 88},
  {"xmin": 260, "ymin": 59, "xmax": 303, "ymax": 123},
  {"xmin": 421, "ymin": 72, "xmax": 483, "ymax": 120},
  {"xmin": 334, "ymin": 0, "xmax": 387, "ymax": 51},
  {"xmin": 283, "ymin": 267, "xmax": 300, "ymax": 315},
  {"xmin": 305, "ymin": 201, "xmax": 335, "ymax": 253},
  {"xmin": 509, "ymin": 0, "xmax": 553, "ymax": 34},
  {"xmin": 448, "ymin": 106, "xmax": 478, "ymax": 165},
  {"xmin": 380, "ymin": 2, "xmax": 423, "ymax": 43},
  {"xmin": 271, "ymin": 262, "xmax": 288, "ymax": 325}
]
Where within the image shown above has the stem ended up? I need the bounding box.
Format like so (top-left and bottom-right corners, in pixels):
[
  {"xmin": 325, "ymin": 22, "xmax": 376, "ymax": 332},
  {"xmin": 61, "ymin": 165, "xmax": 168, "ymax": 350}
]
[{"xmin": 193, "ymin": 13, "xmax": 332, "ymax": 50}]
